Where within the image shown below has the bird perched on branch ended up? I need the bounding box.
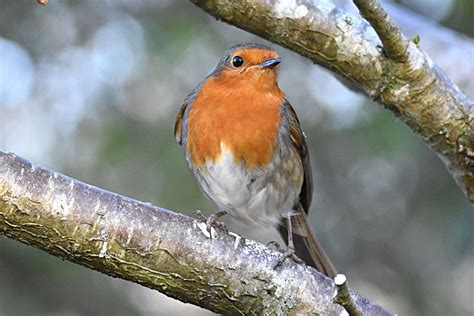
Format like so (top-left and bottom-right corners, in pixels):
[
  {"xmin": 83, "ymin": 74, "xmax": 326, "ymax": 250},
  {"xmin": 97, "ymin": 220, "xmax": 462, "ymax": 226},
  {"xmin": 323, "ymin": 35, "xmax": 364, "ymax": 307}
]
[{"xmin": 174, "ymin": 43, "xmax": 337, "ymax": 277}]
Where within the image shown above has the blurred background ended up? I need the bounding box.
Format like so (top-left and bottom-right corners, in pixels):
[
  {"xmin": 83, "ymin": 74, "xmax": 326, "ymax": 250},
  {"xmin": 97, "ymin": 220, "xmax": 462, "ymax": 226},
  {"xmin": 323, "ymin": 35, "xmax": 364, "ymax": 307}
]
[{"xmin": 0, "ymin": 0, "xmax": 472, "ymax": 315}]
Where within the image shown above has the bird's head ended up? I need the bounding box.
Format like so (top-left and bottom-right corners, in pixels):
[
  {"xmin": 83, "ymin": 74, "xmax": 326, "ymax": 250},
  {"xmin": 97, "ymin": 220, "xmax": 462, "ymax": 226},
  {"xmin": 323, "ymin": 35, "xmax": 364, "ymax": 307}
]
[{"xmin": 213, "ymin": 43, "xmax": 281, "ymax": 91}]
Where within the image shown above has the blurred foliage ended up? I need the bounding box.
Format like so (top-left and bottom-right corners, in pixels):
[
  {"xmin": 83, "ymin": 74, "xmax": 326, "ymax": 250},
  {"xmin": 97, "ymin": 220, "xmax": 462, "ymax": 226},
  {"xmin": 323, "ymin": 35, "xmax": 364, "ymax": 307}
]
[{"xmin": 0, "ymin": 0, "xmax": 472, "ymax": 315}]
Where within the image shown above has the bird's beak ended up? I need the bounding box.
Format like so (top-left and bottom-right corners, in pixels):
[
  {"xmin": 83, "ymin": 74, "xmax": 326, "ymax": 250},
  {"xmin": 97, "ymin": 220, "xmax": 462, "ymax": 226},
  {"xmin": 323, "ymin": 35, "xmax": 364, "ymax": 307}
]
[{"xmin": 259, "ymin": 57, "xmax": 281, "ymax": 69}]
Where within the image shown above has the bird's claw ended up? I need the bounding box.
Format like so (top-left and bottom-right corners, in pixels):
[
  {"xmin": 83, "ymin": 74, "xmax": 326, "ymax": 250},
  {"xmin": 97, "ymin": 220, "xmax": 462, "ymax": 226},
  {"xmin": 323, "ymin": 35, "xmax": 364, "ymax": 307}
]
[
  {"xmin": 207, "ymin": 215, "xmax": 228, "ymax": 233},
  {"xmin": 192, "ymin": 210, "xmax": 228, "ymax": 238},
  {"xmin": 192, "ymin": 210, "xmax": 207, "ymax": 222},
  {"xmin": 274, "ymin": 245, "xmax": 303, "ymax": 269}
]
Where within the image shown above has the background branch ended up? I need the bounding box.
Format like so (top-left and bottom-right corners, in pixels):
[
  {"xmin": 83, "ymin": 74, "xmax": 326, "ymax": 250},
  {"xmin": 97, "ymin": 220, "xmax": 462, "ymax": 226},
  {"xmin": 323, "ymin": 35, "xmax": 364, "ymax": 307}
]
[
  {"xmin": 0, "ymin": 151, "xmax": 394, "ymax": 315},
  {"xmin": 190, "ymin": 0, "xmax": 474, "ymax": 202},
  {"xmin": 353, "ymin": 0, "xmax": 408, "ymax": 62},
  {"xmin": 382, "ymin": 1, "xmax": 474, "ymax": 98}
]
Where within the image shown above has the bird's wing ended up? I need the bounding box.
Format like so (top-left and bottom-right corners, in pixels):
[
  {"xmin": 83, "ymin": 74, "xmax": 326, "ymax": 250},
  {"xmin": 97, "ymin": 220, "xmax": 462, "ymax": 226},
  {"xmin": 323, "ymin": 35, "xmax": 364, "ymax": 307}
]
[
  {"xmin": 174, "ymin": 73, "xmax": 214, "ymax": 146},
  {"xmin": 174, "ymin": 101, "xmax": 188, "ymax": 145},
  {"xmin": 282, "ymin": 99, "xmax": 313, "ymax": 213},
  {"xmin": 174, "ymin": 87, "xmax": 200, "ymax": 146}
]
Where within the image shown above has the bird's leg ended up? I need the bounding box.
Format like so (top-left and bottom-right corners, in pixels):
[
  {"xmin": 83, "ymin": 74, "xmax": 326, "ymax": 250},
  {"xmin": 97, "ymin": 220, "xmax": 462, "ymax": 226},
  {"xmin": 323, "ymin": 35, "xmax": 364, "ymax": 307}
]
[
  {"xmin": 275, "ymin": 213, "xmax": 303, "ymax": 268},
  {"xmin": 193, "ymin": 210, "xmax": 228, "ymax": 234}
]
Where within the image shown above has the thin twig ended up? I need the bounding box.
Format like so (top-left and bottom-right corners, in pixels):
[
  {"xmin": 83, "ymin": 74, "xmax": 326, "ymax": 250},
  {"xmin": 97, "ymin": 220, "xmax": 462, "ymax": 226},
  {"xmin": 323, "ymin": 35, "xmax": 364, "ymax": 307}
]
[
  {"xmin": 352, "ymin": 0, "xmax": 409, "ymax": 62},
  {"xmin": 334, "ymin": 274, "xmax": 363, "ymax": 316}
]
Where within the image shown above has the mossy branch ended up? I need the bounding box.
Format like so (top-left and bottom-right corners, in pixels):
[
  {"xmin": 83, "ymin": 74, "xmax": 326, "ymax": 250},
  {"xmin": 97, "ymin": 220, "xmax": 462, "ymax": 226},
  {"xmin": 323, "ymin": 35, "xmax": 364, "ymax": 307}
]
[
  {"xmin": 0, "ymin": 151, "xmax": 394, "ymax": 315},
  {"xmin": 190, "ymin": 0, "xmax": 474, "ymax": 202}
]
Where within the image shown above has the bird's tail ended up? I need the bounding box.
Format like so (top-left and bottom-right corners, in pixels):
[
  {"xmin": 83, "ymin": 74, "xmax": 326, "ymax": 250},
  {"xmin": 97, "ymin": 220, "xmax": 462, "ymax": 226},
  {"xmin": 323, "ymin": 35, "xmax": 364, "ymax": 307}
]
[{"xmin": 277, "ymin": 206, "xmax": 337, "ymax": 278}]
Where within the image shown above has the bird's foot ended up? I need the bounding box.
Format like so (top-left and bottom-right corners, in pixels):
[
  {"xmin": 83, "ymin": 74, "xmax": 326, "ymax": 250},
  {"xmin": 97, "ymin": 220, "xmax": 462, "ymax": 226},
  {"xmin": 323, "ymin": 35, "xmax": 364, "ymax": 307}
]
[
  {"xmin": 193, "ymin": 209, "xmax": 207, "ymax": 223},
  {"xmin": 274, "ymin": 245, "xmax": 303, "ymax": 269},
  {"xmin": 206, "ymin": 211, "xmax": 228, "ymax": 233},
  {"xmin": 266, "ymin": 240, "xmax": 283, "ymax": 252},
  {"xmin": 192, "ymin": 210, "xmax": 228, "ymax": 238}
]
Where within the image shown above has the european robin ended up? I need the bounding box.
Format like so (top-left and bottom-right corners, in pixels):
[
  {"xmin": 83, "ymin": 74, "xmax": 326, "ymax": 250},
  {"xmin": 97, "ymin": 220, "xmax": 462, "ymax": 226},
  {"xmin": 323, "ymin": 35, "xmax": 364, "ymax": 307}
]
[{"xmin": 174, "ymin": 43, "xmax": 336, "ymax": 277}]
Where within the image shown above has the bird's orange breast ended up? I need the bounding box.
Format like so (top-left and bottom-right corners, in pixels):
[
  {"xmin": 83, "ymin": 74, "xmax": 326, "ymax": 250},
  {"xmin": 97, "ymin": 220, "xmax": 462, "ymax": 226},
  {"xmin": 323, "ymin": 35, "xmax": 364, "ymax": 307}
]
[{"xmin": 186, "ymin": 74, "xmax": 284, "ymax": 169}]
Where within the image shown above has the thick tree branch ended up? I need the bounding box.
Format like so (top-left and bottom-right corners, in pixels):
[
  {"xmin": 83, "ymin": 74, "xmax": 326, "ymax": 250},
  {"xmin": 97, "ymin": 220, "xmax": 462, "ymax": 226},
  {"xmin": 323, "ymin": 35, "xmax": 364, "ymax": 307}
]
[
  {"xmin": 190, "ymin": 0, "xmax": 474, "ymax": 202},
  {"xmin": 0, "ymin": 151, "xmax": 393, "ymax": 315}
]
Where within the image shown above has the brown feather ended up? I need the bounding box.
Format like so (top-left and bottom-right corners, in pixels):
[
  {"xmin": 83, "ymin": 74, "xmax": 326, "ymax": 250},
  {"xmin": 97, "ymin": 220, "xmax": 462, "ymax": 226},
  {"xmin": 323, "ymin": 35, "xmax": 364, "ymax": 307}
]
[{"xmin": 174, "ymin": 102, "xmax": 187, "ymax": 145}]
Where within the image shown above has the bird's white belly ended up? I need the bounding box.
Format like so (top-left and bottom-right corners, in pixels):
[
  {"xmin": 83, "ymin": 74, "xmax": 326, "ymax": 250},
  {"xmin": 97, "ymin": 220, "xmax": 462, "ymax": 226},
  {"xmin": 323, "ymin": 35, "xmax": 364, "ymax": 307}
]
[{"xmin": 190, "ymin": 145, "xmax": 302, "ymax": 225}]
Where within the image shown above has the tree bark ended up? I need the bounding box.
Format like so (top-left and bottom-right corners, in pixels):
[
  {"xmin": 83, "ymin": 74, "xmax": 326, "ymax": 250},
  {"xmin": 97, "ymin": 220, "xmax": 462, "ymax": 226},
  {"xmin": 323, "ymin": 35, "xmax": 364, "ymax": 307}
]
[
  {"xmin": 382, "ymin": 1, "xmax": 474, "ymax": 98},
  {"xmin": 190, "ymin": 0, "xmax": 474, "ymax": 202},
  {"xmin": 0, "ymin": 151, "xmax": 393, "ymax": 315}
]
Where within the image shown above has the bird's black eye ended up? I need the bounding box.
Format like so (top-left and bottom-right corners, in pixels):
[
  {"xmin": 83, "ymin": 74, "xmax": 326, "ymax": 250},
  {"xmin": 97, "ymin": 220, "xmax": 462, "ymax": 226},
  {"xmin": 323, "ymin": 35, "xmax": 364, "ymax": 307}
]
[{"xmin": 232, "ymin": 56, "xmax": 244, "ymax": 67}]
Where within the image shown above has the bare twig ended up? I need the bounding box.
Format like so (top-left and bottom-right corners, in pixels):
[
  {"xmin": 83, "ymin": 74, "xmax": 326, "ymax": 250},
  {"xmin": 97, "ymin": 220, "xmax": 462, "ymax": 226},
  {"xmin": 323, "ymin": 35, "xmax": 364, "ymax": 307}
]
[
  {"xmin": 334, "ymin": 274, "xmax": 363, "ymax": 316},
  {"xmin": 353, "ymin": 0, "xmax": 408, "ymax": 62},
  {"xmin": 0, "ymin": 151, "xmax": 394, "ymax": 315},
  {"xmin": 190, "ymin": 0, "xmax": 474, "ymax": 202},
  {"xmin": 382, "ymin": 2, "xmax": 473, "ymax": 98}
]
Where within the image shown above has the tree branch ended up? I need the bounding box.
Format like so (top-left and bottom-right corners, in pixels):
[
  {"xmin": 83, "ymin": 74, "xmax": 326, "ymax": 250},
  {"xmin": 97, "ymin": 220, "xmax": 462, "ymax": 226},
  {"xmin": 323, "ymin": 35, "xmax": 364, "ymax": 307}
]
[
  {"xmin": 382, "ymin": 1, "xmax": 474, "ymax": 99},
  {"xmin": 0, "ymin": 151, "xmax": 393, "ymax": 315},
  {"xmin": 353, "ymin": 0, "xmax": 408, "ymax": 62},
  {"xmin": 190, "ymin": 0, "xmax": 474, "ymax": 202}
]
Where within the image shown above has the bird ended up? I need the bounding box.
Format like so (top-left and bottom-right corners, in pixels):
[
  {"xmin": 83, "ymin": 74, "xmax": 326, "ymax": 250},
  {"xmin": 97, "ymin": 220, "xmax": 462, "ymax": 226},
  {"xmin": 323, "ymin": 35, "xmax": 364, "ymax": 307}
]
[{"xmin": 174, "ymin": 43, "xmax": 337, "ymax": 278}]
